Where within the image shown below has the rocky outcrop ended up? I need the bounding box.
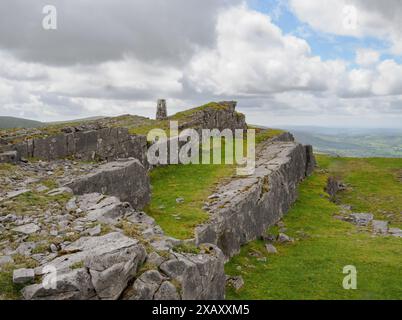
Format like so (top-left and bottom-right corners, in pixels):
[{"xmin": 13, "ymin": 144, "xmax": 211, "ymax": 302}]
[
  {"xmin": 127, "ymin": 244, "xmax": 225, "ymax": 300},
  {"xmin": 18, "ymin": 193, "xmax": 226, "ymax": 300},
  {"xmin": 195, "ymin": 135, "xmax": 316, "ymax": 258},
  {"xmin": 325, "ymin": 177, "xmax": 346, "ymax": 200},
  {"xmin": 22, "ymin": 232, "xmax": 147, "ymax": 300},
  {"xmin": 178, "ymin": 101, "xmax": 247, "ymax": 132},
  {"xmin": 66, "ymin": 159, "xmax": 150, "ymax": 210},
  {"xmin": 5, "ymin": 127, "xmax": 147, "ymax": 164},
  {"xmin": 0, "ymin": 151, "xmax": 18, "ymax": 164}
]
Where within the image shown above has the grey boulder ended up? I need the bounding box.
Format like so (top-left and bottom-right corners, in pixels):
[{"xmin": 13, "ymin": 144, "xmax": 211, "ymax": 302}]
[
  {"xmin": 22, "ymin": 232, "xmax": 147, "ymax": 300},
  {"xmin": 66, "ymin": 159, "xmax": 150, "ymax": 210}
]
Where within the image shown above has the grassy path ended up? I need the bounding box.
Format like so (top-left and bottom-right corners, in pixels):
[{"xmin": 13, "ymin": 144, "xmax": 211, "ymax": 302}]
[
  {"xmin": 145, "ymin": 128, "xmax": 284, "ymax": 240},
  {"xmin": 225, "ymin": 156, "xmax": 402, "ymax": 300}
]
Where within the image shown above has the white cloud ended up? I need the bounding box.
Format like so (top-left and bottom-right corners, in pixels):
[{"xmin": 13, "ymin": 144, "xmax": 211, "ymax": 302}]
[
  {"xmin": 372, "ymin": 60, "xmax": 402, "ymax": 95},
  {"xmin": 355, "ymin": 49, "xmax": 380, "ymax": 66},
  {"xmin": 289, "ymin": 0, "xmax": 402, "ymax": 55},
  {"xmin": 185, "ymin": 5, "xmax": 346, "ymax": 96},
  {"xmin": 0, "ymin": 1, "xmax": 401, "ymax": 127}
]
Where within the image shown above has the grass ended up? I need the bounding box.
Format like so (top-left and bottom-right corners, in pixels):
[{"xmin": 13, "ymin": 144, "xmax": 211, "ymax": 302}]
[
  {"xmin": 145, "ymin": 163, "xmax": 235, "ymax": 239},
  {"xmin": 319, "ymin": 155, "xmax": 402, "ymax": 227},
  {"xmin": 225, "ymin": 155, "xmax": 402, "ymax": 300},
  {"xmin": 145, "ymin": 128, "xmax": 283, "ymax": 240},
  {"xmin": 0, "ymin": 254, "xmax": 39, "ymax": 300},
  {"xmin": 2, "ymin": 191, "xmax": 71, "ymax": 217},
  {"xmin": 251, "ymin": 127, "xmax": 285, "ymax": 144},
  {"xmin": 170, "ymin": 102, "xmax": 231, "ymax": 121}
]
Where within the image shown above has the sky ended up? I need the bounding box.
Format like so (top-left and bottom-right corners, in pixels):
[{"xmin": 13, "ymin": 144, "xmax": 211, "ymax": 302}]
[{"xmin": 0, "ymin": 0, "xmax": 402, "ymax": 128}]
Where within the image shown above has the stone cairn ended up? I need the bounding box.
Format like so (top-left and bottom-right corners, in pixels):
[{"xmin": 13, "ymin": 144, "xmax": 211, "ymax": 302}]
[{"xmin": 156, "ymin": 99, "xmax": 167, "ymax": 120}]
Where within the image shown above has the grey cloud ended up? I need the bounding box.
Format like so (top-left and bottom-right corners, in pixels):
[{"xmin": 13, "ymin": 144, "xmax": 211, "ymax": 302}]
[{"xmin": 0, "ymin": 0, "xmax": 240, "ymax": 66}]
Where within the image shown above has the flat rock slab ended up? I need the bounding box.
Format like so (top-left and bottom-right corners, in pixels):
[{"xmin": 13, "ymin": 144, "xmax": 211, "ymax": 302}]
[
  {"xmin": 5, "ymin": 189, "xmax": 30, "ymax": 199},
  {"xmin": 22, "ymin": 232, "xmax": 147, "ymax": 300},
  {"xmin": 13, "ymin": 268, "xmax": 35, "ymax": 284},
  {"xmin": 76, "ymin": 193, "xmax": 130, "ymax": 225},
  {"xmin": 0, "ymin": 151, "xmax": 19, "ymax": 164},
  {"xmin": 265, "ymin": 244, "xmax": 278, "ymax": 254},
  {"xmin": 348, "ymin": 213, "xmax": 374, "ymax": 226},
  {"xmin": 372, "ymin": 220, "xmax": 389, "ymax": 235},
  {"xmin": 66, "ymin": 159, "xmax": 150, "ymax": 210},
  {"xmin": 0, "ymin": 256, "xmax": 14, "ymax": 267},
  {"xmin": 12, "ymin": 223, "xmax": 40, "ymax": 235},
  {"xmin": 389, "ymin": 228, "xmax": 402, "ymax": 238}
]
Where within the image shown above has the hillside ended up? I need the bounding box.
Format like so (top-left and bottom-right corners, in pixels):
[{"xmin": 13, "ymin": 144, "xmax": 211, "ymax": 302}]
[
  {"xmin": 0, "ymin": 117, "xmax": 44, "ymax": 129},
  {"xmin": 226, "ymin": 155, "xmax": 402, "ymax": 299},
  {"xmin": 288, "ymin": 127, "xmax": 402, "ymax": 158}
]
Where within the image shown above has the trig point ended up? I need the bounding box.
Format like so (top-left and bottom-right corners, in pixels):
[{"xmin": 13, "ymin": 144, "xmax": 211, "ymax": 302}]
[{"xmin": 156, "ymin": 99, "xmax": 167, "ymax": 120}]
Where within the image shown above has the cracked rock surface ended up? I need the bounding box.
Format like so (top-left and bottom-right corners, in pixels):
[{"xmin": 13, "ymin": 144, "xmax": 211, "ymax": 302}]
[{"xmin": 196, "ymin": 133, "xmax": 315, "ymax": 258}]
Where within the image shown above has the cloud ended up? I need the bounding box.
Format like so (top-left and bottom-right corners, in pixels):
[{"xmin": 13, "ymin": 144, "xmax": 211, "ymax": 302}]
[
  {"xmin": 0, "ymin": 0, "xmax": 240, "ymax": 66},
  {"xmin": 185, "ymin": 5, "xmax": 346, "ymax": 96},
  {"xmin": 355, "ymin": 49, "xmax": 380, "ymax": 66},
  {"xmin": 289, "ymin": 0, "xmax": 402, "ymax": 55},
  {"xmin": 0, "ymin": 0, "xmax": 401, "ymax": 127}
]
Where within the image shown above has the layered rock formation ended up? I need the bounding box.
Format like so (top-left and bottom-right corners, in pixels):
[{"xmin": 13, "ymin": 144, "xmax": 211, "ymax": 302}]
[
  {"xmin": 196, "ymin": 133, "xmax": 316, "ymax": 258},
  {"xmin": 19, "ymin": 195, "xmax": 226, "ymax": 300},
  {"xmin": 1, "ymin": 127, "xmax": 147, "ymax": 165},
  {"xmin": 66, "ymin": 159, "xmax": 150, "ymax": 210},
  {"xmin": 178, "ymin": 101, "xmax": 247, "ymax": 132}
]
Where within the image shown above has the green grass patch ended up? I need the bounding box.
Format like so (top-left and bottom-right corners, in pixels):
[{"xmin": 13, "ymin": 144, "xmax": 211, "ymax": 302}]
[
  {"xmin": 253, "ymin": 127, "xmax": 285, "ymax": 144},
  {"xmin": 318, "ymin": 155, "xmax": 402, "ymax": 227},
  {"xmin": 145, "ymin": 163, "xmax": 235, "ymax": 239},
  {"xmin": 225, "ymin": 156, "xmax": 402, "ymax": 300},
  {"xmin": 4, "ymin": 191, "xmax": 72, "ymax": 217},
  {"xmin": 145, "ymin": 128, "xmax": 285, "ymax": 240},
  {"xmin": 0, "ymin": 271, "xmax": 25, "ymax": 300}
]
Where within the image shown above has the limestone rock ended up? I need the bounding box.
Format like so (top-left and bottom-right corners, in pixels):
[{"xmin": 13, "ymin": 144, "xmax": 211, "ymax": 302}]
[
  {"xmin": 159, "ymin": 244, "xmax": 226, "ymax": 300},
  {"xmin": 372, "ymin": 220, "xmax": 389, "ymax": 235},
  {"xmin": 195, "ymin": 139, "xmax": 315, "ymax": 258},
  {"xmin": 146, "ymin": 252, "xmax": 166, "ymax": 267},
  {"xmin": 13, "ymin": 268, "xmax": 35, "ymax": 284},
  {"xmin": 154, "ymin": 281, "xmax": 180, "ymax": 300},
  {"xmin": 12, "ymin": 127, "xmax": 147, "ymax": 164},
  {"xmin": 227, "ymin": 276, "xmax": 244, "ymax": 291},
  {"xmin": 389, "ymin": 228, "xmax": 402, "ymax": 238},
  {"xmin": 22, "ymin": 268, "xmax": 97, "ymax": 300},
  {"xmin": 325, "ymin": 177, "xmax": 343, "ymax": 199},
  {"xmin": 0, "ymin": 151, "xmax": 19, "ymax": 164},
  {"xmin": 130, "ymin": 270, "xmax": 165, "ymax": 300},
  {"xmin": 47, "ymin": 187, "xmax": 73, "ymax": 197},
  {"xmin": 348, "ymin": 213, "xmax": 374, "ymax": 226},
  {"xmin": 265, "ymin": 243, "xmax": 278, "ymax": 254},
  {"xmin": 66, "ymin": 159, "xmax": 150, "ymax": 210},
  {"xmin": 277, "ymin": 233, "xmax": 293, "ymax": 243},
  {"xmin": 0, "ymin": 256, "xmax": 14, "ymax": 268},
  {"xmin": 65, "ymin": 198, "xmax": 78, "ymax": 212},
  {"xmin": 5, "ymin": 189, "xmax": 30, "ymax": 199},
  {"xmin": 12, "ymin": 223, "xmax": 40, "ymax": 235},
  {"xmin": 77, "ymin": 193, "xmax": 130, "ymax": 225},
  {"xmin": 23, "ymin": 232, "xmax": 147, "ymax": 300},
  {"xmin": 15, "ymin": 242, "xmax": 37, "ymax": 256},
  {"xmin": 86, "ymin": 225, "xmax": 101, "ymax": 236}
]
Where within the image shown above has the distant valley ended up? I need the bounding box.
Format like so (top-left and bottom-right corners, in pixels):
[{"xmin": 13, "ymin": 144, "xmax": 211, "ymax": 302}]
[{"xmin": 286, "ymin": 126, "xmax": 402, "ymax": 158}]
